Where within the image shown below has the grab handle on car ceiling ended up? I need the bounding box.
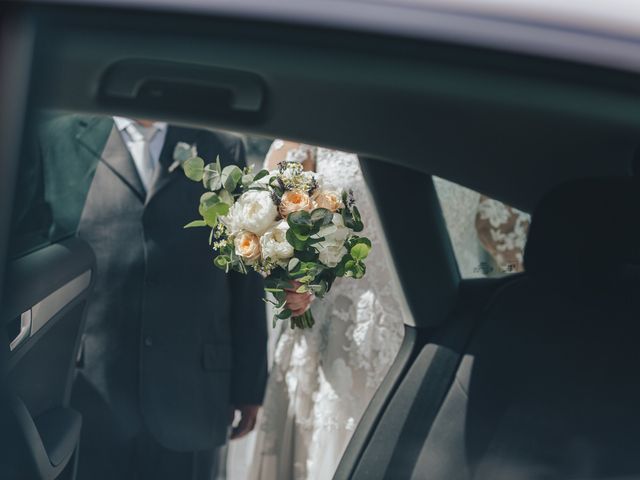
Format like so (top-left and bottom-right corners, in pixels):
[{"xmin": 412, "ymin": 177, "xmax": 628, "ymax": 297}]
[{"xmin": 99, "ymin": 59, "xmax": 265, "ymax": 121}]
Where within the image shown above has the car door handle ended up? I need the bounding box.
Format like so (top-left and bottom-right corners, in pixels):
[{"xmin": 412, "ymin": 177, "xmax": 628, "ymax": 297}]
[{"xmin": 10, "ymin": 310, "xmax": 32, "ymax": 351}]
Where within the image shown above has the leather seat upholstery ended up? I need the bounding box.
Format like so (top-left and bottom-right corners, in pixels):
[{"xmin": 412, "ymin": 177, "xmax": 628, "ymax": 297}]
[{"xmin": 405, "ymin": 178, "xmax": 640, "ymax": 479}]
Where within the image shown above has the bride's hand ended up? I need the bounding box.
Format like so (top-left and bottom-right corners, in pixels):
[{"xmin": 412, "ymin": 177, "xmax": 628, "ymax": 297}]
[{"xmin": 284, "ymin": 281, "xmax": 313, "ymax": 316}]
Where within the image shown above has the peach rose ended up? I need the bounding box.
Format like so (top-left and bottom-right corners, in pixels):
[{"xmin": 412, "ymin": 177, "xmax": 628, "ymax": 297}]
[
  {"xmin": 234, "ymin": 231, "xmax": 261, "ymax": 262},
  {"xmin": 279, "ymin": 190, "xmax": 313, "ymax": 217},
  {"xmin": 313, "ymin": 190, "xmax": 343, "ymax": 212}
]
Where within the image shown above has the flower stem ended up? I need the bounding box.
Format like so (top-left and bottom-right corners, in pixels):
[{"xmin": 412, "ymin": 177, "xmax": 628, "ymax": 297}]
[{"xmin": 291, "ymin": 310, "xmax": 315, "ymax": 329}]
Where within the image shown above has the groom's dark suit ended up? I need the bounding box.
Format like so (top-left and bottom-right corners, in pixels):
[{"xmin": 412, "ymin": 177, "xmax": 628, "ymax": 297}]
[{"xmin": 37, "ymin": 115, "xmax": 267, "ymax": 479}]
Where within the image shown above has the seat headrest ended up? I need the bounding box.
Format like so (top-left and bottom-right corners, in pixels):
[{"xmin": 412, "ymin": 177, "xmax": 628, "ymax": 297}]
[{"xmin": 524, "ymin": 178, "xmax": 640, "ymax": 288}]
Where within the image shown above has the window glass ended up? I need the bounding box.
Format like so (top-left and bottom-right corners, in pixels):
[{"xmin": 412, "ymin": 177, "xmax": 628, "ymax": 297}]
[
  {"xmin": 9, "ymin": 112, "xmax": 100, "ymax": 258},
  {"xmin": 243, "ymin": 134, "xmax": 273, "ymax": 171},
  {"xmin": 433, "ymin": 176, "xmax": 531, "ymax": 278},
  {"xmin": 9, "ymin": 122, "xmax": 53, "ymax": 257},
  {"xmin": 9, "ymin": 116, "xmax": 277, "ymax": 259},
  {"xmin": 8, "ymin": 119, "xmax": 408, "ymax": 479}
]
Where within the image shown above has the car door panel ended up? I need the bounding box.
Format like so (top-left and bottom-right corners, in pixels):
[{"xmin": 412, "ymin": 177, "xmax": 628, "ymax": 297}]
[{"xmin": 1, "ymin": 237, "xmax": 95, "ymax": 480}]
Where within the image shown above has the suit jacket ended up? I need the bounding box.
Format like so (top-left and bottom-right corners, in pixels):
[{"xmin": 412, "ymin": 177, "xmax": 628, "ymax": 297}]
[{"xmin": 38, "ymin": 114, "xmax": 267, "ymax": 450}]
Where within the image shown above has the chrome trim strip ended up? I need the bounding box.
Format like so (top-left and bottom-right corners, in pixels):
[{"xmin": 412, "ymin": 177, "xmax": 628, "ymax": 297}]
[
  {"xmin": 30, "ymin": 270, "xmax": 92, "ymax": 336},
  {"xmin": 9, "ymin": 310, "xmax": 32, "ymax": 351}
]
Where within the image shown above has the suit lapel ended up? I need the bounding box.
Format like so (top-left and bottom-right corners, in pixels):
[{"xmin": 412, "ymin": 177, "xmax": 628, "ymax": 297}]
[
  {"xmin": 146, "ymin": 126, "xmax": 195, "ymax": 204},
  {"xmin": 76, "ymin": 117, "xmax": 146, "ymax": 202}
]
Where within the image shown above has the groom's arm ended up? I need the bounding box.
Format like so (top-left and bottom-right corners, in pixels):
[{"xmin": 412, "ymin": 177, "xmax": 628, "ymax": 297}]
[
  {"xmin": 205, "ymin": 132, "xmax": 267, "ymax": 435},
  {"xmin": 228, "ymin": 269, "xmax": 267, "ymax": 440},
  {"xmin": 225, "ymin": 135, "xmax": 268, "ymax": 436},
  {"xmin": 229, "ymin": 270, "xmax": 268, "ymax": 405}
]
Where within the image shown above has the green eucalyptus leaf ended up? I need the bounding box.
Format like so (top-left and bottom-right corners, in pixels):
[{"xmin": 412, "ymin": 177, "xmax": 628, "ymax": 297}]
[
  {"xmin": 202, "ymin": 211, "xmax": 218, "ymax": 227},
  {"xmin": 350, "ymin": 243, "xmax": 371, "ymax": 260},
  {"xmin": 286, "ymin": 228, "xmax": 308, "ymax": 251},
  {"xmin": 288, "ymin": 258, "xmax": 301, "ymax": 272},
  {"xmin": 213, "ymin": 256, "xmax": 230, "ymax": 270},
  {"xmin": 183, "ymin": 220, "xmax": 207, "ymax": 229},
  {"xmin": 353, "ymin": 263, "xmax": 366, "ymax": 279},
  {"xmin": 288, "ymin": 210, "xmax": 314, "ymax": 237},
  {"xmin": 351, "ymin": 206, "xmax": 364, "ymax": 232},
  {"xmin": 311, "ymin": 280, "xmax": 329, "ymax": 298},
  {"xmin": 264, "ymin": 287, "xmax": 285, "ymax": 294},
  {"xmin": 264, "ymin": 274, "xmax": 293, "ymax": 291},
  {"xmin": 221, "ymin": 165, "xmax": 243, "ymax": 192},
  {"xmin": 334, "ymin": 259, "xmax": 347, "ymax": 277},
  {"xmin": 295, "ymin": 249, "xmax": 319, "ymax": 262},
  {"xmin": 288, "ymin": 210, "xmax": 313, "ymax": 227},
  {"xmin": 342, "ymin": 206, "xmax": 364, "ymax": 232},
  {"xmin": 269, "ymin": 176, "xmax": 281, "ymax": 188},
  {"xmin": 212, "ymin": 202, "xmax": 230, "ymax": 216},
  {"xmin": 292, "ymin": 230, "xmax": 310, "ymax": 242},
  {"xmin": 273, "ymin": 290, "xmax": 287, "ymax": 308},
  {"xmin": 183, "ymin": 157, "xmax": 205, "ymax": 182},
  {"xmin": 350, "ymin": 236, "xmax": 372, "ymax": 249},
  {"xmin": 310, "ymin": 208, "xmax": 333, "ymax": 227},
  {"xmin": 200, "ymin": 192, "xmax": 220, "ymax": 207},
  {"xmin": 277, "ymin": 308, "xmax": 293, "ymax": 319},
  {"xmin": 198, "ymin": 193, "xmax": 227, "ymax": 226},
  {"xmin": 253, "ymin": 169, "xmax": 270, "ymax": 182},
  {"xmin": 241, "ymin": 174, "xmax": 254, "ymax": 187},
  {"xmin": 218, "ymin": 189, "xmax": 234, "ymax": 206},
  {"xmin": 203, "ymin": 164, "xmax": 222, "ymax": 191}
]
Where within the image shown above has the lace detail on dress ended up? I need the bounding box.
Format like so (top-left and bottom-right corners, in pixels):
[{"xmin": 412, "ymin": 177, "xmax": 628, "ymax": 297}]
[
  {"xmin": 315, "ymin": 148, "xmax": 404, "ymax": 392},
  {"xmin": 433, "ymin": 176, "xmax": 484, "ymax": 278},
  {"xmin": 250, "ymin": 145, "xmax": 405, "ymax": 480},
  {"xmin": 433, "ymin": 177, "xmax": 531, "ymax": 276},
  {"xmin": 475, "ymin": 195, "xmax": 530, "ymax": 271}
]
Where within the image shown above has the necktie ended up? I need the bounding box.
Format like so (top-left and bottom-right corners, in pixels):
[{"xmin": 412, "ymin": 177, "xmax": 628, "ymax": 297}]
[{"xmin": 126, "ymin": 123, "xmax": 158, "ymax": 192}]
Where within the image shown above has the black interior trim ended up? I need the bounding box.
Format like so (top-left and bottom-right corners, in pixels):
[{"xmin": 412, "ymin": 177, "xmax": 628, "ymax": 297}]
[
  {"xmin": 347, "ymin": 275, "xmax": 521, "ymax": 479},
  {"xmin": 334, "ymin": 325, "xmax": 426, "ymax": 479},
  {"xmin": 99, "ymin": 59, "xmax": 267, "ymax": 124},
  {"xmin": 18, "ymin": 3, "xmax": 640, "ymax": 211},
  {"xmin": 360, "ymin": 159, "xmax": 459, "ymax": 327},
  {"xmin": 0, "ymin": 237, "xmax": 95, "ymax": 479},
  {"xmin": 2, "ymin": 395, "xmax": 81, "ymax": 480},
  {"xmin": 2, "ymin": 237, "xmax": 95, "ymax": 333},
  {"xmin": 34, "ymin": 406, "xmax": 82, "ymax": 468}
]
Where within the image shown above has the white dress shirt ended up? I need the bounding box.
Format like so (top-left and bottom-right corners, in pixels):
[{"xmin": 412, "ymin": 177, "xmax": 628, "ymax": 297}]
[{"xmin": 113, "ymin": 117, "xmax": 168, "ymax": 192}]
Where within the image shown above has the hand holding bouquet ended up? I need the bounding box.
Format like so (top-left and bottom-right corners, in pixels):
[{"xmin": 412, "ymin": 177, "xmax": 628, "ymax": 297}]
[{"xmin": 182, "ymin": 156, "xmax": 371, "ymax": 329}]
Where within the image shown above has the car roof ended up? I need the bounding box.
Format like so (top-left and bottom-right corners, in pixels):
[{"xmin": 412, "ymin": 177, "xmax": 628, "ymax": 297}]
[
  {"xmin": 34, "ymin": 0, "xmax": 640, "ymax": 73},
  {"xmin": 17, "ymin": 1, "xmax": 640, "ymax": 211}
]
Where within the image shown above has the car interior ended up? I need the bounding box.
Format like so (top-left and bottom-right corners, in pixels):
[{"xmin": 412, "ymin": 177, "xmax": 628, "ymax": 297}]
[{"xmin": 1, "ymin": 1, "xmax": 640, "ymax": 479}]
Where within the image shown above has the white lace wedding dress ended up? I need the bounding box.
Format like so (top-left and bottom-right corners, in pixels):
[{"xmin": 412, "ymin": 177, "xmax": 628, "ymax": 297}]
[{"xmin": 243, "ymin": 145, "xmax": 406, "ymax": 480}]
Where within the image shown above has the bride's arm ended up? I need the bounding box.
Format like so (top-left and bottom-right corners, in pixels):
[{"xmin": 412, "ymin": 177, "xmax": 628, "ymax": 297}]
[{"xmin": 264, "ymin": 140, "xmax": 315, "ymax": 171}]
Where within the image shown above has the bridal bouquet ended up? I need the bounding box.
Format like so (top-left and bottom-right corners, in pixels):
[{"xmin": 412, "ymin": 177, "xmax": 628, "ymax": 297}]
[{"xmin": 182, "ymin": 156, "xmax": 371, "ymax": 329}]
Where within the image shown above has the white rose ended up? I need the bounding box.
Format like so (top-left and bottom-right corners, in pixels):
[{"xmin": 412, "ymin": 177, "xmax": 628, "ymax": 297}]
[
  {"xmin": 224, "ymin": 190, "xmax": 278, "ymax": 236},
  {"xmin": 316, "ymin": 213, "xmax": 351, "ymax": 267},
  {"xmin": 260, "ymin": 221, "xmax": 294, "ymax": 265}
]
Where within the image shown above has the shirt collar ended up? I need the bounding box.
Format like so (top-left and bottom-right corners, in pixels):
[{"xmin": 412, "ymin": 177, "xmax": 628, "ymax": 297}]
[{"xmin": 113, "ymin": 116, "xmax": 168, "ymax": 133}]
